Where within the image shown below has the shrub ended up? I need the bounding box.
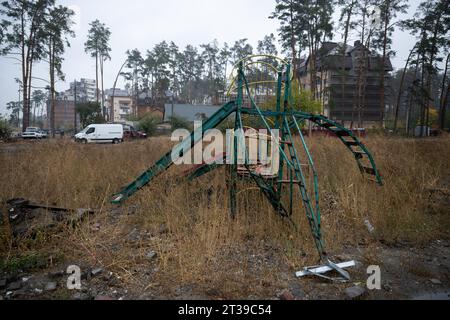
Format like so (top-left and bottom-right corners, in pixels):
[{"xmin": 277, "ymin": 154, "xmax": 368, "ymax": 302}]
[
  {"xmin": 170, "ymin": 116, "xmax": 192, "ymax": 131},
  {"xmin": 75, "ymin": 102, "xmax": 104, "ymax": 128},
  {"xmin": 137, "ymin": 115, "xmax": 158, "ymax": 136},
  {"xmin": 0, "ymin": 118, "xmax": 12, "ymax": 141}
]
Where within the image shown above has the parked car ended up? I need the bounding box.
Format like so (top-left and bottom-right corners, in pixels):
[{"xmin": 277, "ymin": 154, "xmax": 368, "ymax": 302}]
[
  {"xmin": 39, "ymin": 130, "xmax": 48, "ymax": 139},
  {"xmin": 22, "ymin": 127, "xmax": 44, "ymax": 139},
  {"xmin": 74, "ymin": 124, "xmax": 124, "ymax": 144},
  {"xmin": 123, "ymin": 125, "xmax": 148, "ymax": 140}
]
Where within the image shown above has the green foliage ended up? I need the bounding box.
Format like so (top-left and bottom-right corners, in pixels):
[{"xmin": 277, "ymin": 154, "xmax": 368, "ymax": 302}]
[
  {"xmin": 291, "ymin": 81, "xmax": 323, "ymax": 114},
  {"xmin": 76, "ymin": 102, "xmax": 104, "ymax": 128},
  {"xmin": 170, "ymin": 116, "xmax": 192, "ymax": 131},
  {"xmin": 137, "ymin": 115, "xmax": 158, "ymax": 136},
  {"xmin": 261, "ymin": 79, "xmax": 322, "ymax": 114},
  {"xmin": 84, "ymin": 19, "xmax": 111, "ymax": 59},
  {"xmin": 0, "ymin": 117, "xmax": 12, "ymax": 140}
]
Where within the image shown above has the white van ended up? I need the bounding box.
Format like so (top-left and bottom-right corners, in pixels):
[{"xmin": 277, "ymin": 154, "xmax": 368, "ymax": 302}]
[{"xmin": 75, "ymin": 124, "xmax": 124, "ymax": 144}]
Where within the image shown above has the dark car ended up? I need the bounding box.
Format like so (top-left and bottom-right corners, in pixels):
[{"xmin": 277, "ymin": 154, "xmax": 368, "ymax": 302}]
[{"xmin": 123, "ymin": 126, "xmax": 147, "ymax": 140}]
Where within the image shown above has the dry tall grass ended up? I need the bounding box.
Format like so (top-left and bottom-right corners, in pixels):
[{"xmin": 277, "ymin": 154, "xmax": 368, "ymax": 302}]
[{"xmin": 0, "ymin": 134, "xmax": 449, "ymax": 297}]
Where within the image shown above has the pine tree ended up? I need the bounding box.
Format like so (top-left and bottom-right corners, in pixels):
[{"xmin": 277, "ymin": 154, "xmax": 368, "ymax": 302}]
[
  {"xmin": 0, "ymin": 0, "xmax": 56, "ymax": 131},
  {"xmin": 402, "ymin": 0, "xmax": 450, "ymax": 135},
  {"xmin": 42, "ymin": 5, "xmax": 75, "ymax": 136},
  {"xmin": 373, "ymin": 0, "xmax": 409, "ymax": 127},
  {"xmin": 84, "ymin": 20, "xmax": 111, "ymax": 108}
]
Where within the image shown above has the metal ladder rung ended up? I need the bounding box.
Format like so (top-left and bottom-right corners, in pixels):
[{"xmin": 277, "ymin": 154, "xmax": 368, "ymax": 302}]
[
  {"xmin": 278, "ymin": 180, "xmax": 302, "ymax": 184},
  {"xmin": 321, "ymin": 123, "xmax": 336, "ymax": 129},
  {"xmin": 343, "ymin": 140, "xmax": 359, "ymax": 146},
  {"xmin": 335, "ymin": 130, "xmax": 350, "ymax": 137},
  {"xmin": 362, "ymin": 166, "xmax": 376, "ymax": 175},
  {"xmin": 354, "ymin": 151, "xmax": 367, "ymax": 159}
]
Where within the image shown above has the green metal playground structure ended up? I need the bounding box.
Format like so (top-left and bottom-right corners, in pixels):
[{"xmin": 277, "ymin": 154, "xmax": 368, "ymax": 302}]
[{"xmin": 110, "ymin": 56, "xmax": 383, "ymax": 281}]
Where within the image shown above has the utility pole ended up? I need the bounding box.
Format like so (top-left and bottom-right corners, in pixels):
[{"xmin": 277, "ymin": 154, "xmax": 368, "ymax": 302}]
[{"xmin": 74, "ymin": 79, "xmax": 78, "ymax": 132}]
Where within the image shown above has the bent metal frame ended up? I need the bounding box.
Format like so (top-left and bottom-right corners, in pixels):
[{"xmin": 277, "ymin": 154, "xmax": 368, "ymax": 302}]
[{"xmin": 111, "ymin": 55, "xmax": 383, "ymax": 281}]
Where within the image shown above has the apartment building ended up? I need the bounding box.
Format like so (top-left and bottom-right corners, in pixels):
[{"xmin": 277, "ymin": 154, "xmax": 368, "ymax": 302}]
[{"xmin": 298, "ymin": 41, "xmax": 393, "ymax": 125}]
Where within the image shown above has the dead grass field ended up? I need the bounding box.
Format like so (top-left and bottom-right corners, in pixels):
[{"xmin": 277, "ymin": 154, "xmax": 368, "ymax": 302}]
[{"xmin": 0, "ymin": 134, "xmax": 449, "ymax": 299}]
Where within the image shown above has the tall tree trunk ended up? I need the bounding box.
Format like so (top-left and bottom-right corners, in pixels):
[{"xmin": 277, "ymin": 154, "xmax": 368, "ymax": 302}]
[
  {"xmin": 420, "ymin": 57, "xmax": 426, "ymax": 137},
  {"xmin": 394, "ymin": 45, "xmax": 416, "ymax": 133},
  {"xmin": 406, "ymin": 52, "xmax": 420, "ymax": 136},
  {"xmin": 289, "ymin": 0, "xmax": 297, "ymax": 77},
  {"xmin": 95, "ymin": 50, "xmax": 99, "ymax": 103},
  {"xmin": 424, "ymin": 10, "xmax": 444, "ymax": 133},
  {"xmin": 49, "ymin": 40, "xmax": 56, "ymax": 138},
  {"xmin": 341, "ymin": 3, "xmax": 354, "ymax": 121},
  {"xmin": 438, "ymin": 53, "xmax": 449, "ymax": 129},
  {"xmin": 379, "ymin": 5, "xmax": 390, "ymax": 128},
  {"xmin": 101, "ymin": 56, "xmax": 105, "ymax": 120}
]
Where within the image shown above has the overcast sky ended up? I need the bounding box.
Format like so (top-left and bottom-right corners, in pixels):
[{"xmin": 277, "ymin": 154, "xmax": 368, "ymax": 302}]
[{"xmin": 0, "ymin": 0, "xmax": 424, "ymax": 115}]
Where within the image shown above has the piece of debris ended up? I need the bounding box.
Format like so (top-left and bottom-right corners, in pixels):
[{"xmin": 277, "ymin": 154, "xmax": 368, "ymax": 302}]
[
  {"xmin": 364, "ymin": 218, "xmax": 375, "ymax": 233},
  {"xmin": 5, "ymin": 198, "xmax": 96, "ymax": 237},
  {"xmin": 91, "ymin": 268, "xmax": 103, "ymax": 277},
  {"xmin": 430, "ymin": 279, "xmax": 442, "ymax": 285},
  {"xmin": 34, "ymin": 288, "xmax": 43, "ymax": 294},
  {"xmin": 345, "ymin": 286, "xmax": 367, "ymax": 300},
  {"xmin": 44, "ymin": 282, "xmax": 57, "ymax": 292},
  {"xmin": 278, "ymin": 289, "xmax": 295, "ymax": 301},
  {"xmin": 146, "ymin": 250, "xmax": 158, "ymax": 260},
  {"xmin": 296, "ymin": 260, "xmax": 356, "ymax": 281}
]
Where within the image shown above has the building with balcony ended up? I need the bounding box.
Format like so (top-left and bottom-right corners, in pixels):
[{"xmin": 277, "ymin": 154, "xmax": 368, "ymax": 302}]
[
  {"xmin": 104, "ymin": 89, "xmax": 133, "ymax": 123},
  {"xmin": 298, "ymin": 41, "xmax": 393, "ymax": 126}
]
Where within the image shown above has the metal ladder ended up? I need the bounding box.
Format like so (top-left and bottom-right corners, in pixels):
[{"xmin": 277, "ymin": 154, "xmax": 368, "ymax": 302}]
[
  {"xmin": 282, "ymin": 117, "xmax": 326, "ymax": 259},
  {"xmin": 307, "ymin": 115, "xmax": 383, "ymax": 186}
]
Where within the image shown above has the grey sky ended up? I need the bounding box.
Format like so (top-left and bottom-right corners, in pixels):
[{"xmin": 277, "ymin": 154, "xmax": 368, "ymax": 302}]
[{"xmin": 0, "ymin": 0, "xmax": 424, "ymax": 115}]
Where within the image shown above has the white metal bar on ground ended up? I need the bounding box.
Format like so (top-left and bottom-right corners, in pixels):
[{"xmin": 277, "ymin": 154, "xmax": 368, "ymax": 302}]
[{"xmin": 296, "ymin": 261, "xmax": 356, "ymax": 278}]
